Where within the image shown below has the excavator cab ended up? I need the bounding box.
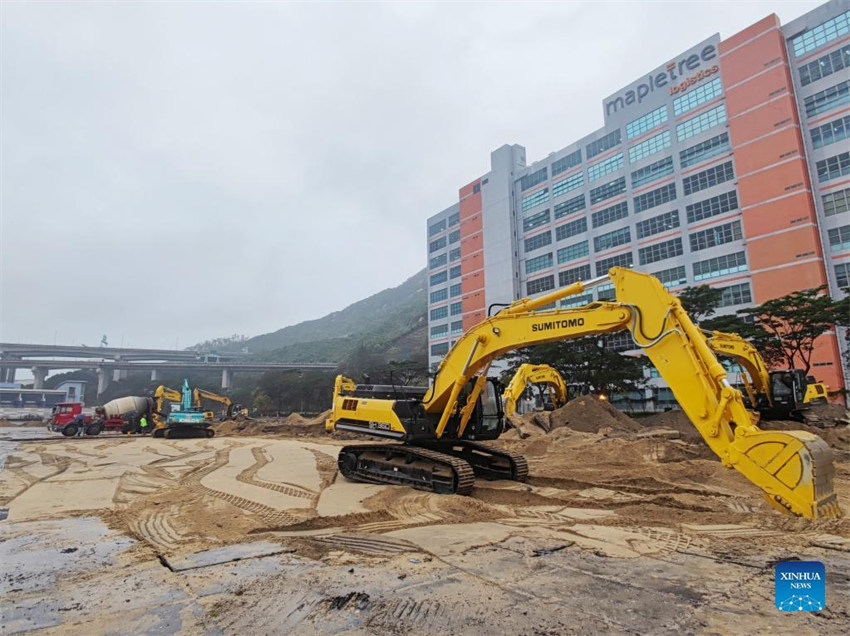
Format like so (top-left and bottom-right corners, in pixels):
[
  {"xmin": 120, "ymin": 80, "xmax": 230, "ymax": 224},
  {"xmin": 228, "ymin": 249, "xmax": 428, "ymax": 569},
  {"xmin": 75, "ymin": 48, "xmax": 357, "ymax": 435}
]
[
  {"xmin": 468, "ymin": 378, "xmax": 504, "ymax": 440},
  {"xmin": 766, "ymin": 369, "xmax": 808, "ymax": 420}
]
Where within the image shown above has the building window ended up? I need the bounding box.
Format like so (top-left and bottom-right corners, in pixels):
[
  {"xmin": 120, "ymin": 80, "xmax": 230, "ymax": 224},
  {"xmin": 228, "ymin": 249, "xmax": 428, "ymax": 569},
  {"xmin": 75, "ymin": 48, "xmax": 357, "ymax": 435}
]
[
  {"xmin": 816, "ymin": 151, "xmax": 850, "ymax": 182},
  {"xmin": 527, "ymin": 275, "xmax": 555, "ymax": 295},
  {"xmin": 686, "ymin": 190, "xmax": 738, "ymax": 223},
  {"xmin": 626, "ymin": 105, "xmax": 668, "ymax": 139},
  {"xmin": 589, "ymin": 177, "xmax": 627, "ymax": 205},
  {"xmin": 449, "ymin": 229, "xmax": 460, "ymax": 244},
  {"xmin": 693, "ymin": 251, "xmax": 747, "ymax": 281},
  {"xmin": 636, "ymin": 209, "xmax": 680, "ymax": 239},
  {"xmin": 586, "ymin": 129, "xmax": 622, "ymax": 159},
  {"xmin": 554, "ymin": 194, "xmax": 586, "ymax": 219},
  {"xmin": 430, "ymin": 324, "xmax": 449, "ymax": 339},
  {"xmin": 521, "ymin": 187, "xmax": 550, "ymax": 212},
  {"xmin": 634, "ymin": 182, "xmax": 677, "ymax": 213},
  {"xmin": 811, "ymin": 115, "xmax": 850, "ymax": 149},
  {"xmin": 519, "ymin": 167, "xmax": 548, "ymax": 192},
  {"xmin": 526, "ymin": 252, "xmax": 554, "ymax": 274},
  {"xmin": 836, "ymin": 262, "xmax": 850, "ymax": 288},
  {"xmin": 552, "ymin": 149, "xmax": 582, "ymax": 176},
  {"xmin": 473, "ymin": 183, "xmax": 481, "ymax": 194},
  {"xmin": 450, "ymin": 301, "xmax": 462, "ymax": 316},
  {"xmin": 828, "ymin": 225, "xmax": 850, "ymax": 251},
  {"xmin": 673, "ymin": 78, "xmax": 723, "ymax": 116},
  {"xmin": 430, "ymin": 288, "xmax": 448, "ymax": 303},
  {"xmin": 595, "ymin": 284, "xmax": 616, "ymax": 301},
  {"xmin": 450, "ymin": 247, "xmax": 461, "ymax": 262},
  {"xmin": 431, "ymin": 343, "xmax": 450, "ymax": 357},
  {"xmin": 429, "ymin": 254, "xmax": 447, "ymax": 269},
  {"xmin": 799, "ymin": 44, "xmax": 850, "ymax": 86},
  {"xmin": 683, "ymin": 161, "xmax": 735, "ymax": 196},
  {"xmin": 679, "ymin": 132, "xmax": 730, "ymax": 168},
  {"xmin": 523, "ymin": 209, "xmax": 551, "ymax": 232},
  {"xmin": 804, "ymin": 80, "xmax": 849, "ymax": 117},
  {"xmin": 552, "ymin": 173, "xmax": 584, "ymax": 198},
  {"xmin": 596, "ymin": 252, "xmax": 634, "ymax": 276},
  {"xmin": 587, "ymin": 153, "xmax": 624, "ymax": 182},
  {"xmin": 430, "ymin": 306, "xmax": 448, "ymax": 320},
  {"xmin": 628, "ymin": 130, "xmax": 671, "ymax": 163},
  {"xmin": 450, "ymin": 265, "xmax": 461, "ymax": 279},
  {"xmin": 450, "ymin": 283, "xmax": 462, "ymax": 297},
  {"xmin": 823, "ymin": 187, "xmax": 850, "ymax": 217},
  {"xmin": 631, "ymin": 156, "xmax": 674, "ymax": 189},
  {"xmin": 451, "ymin": 320, "xmax": 464, "ymax": 335},
  {"xmin": 448, "ymin": 212, "xmax": 460, "ymax": 226},
  {"xmin": 689, "ymin": 220, "xmax": 743, "ymax": 252},
  {"xmin": 719, "ymin": 282, "xmax": 753, "ymax": 307},
  {"xmin": 638, "ymin": 237, "xmax": 683, "ymax": 265},
  {"xmin": 556, "ymin": 216, "xmax": 588, "ymax": 241},
  {"xmin": 559, "ymin": 264, "xmax": 591, "ymax": 286},
  {"xmin": 676, "ymin": 104, "xmax": 727, "ymax": 142},
  {"xmin": 560, "ymin": 293, "xmax": 594, "ymax": 308},
  {"xmin": 591, "ymin": 201, "xmax": 629, "ymax": 228},
  {"xmin": 524, "ymin": 231, "xmax": 552, "ymax": 253},
  {"xmin": 430, "ymin": 271, "xmax": 447, "ymax": 285},
  {"xmin": 652, "ymin": 265, "xmax": 687, "ymax": 287},
  {"xmin": 429, "ymin": 237, "xmax": 446, "ymax": 252},
  {"xmin": 790, "ymin": 10, "xmax": 850, "ymax": 57},
  {"xmin": 557, "ymin": 240, "xmax": 589, "ymax": 264},
  {"xmin": 605, "ymin": 331, "xmax": 633, "ymax": 352},
  {"xmin": 594, "ymin": 227, "xmax": 631, "ymax": 252},
  {"xmin": 428, "ymin": 220, "xmax": 446, "ymax": 236}
]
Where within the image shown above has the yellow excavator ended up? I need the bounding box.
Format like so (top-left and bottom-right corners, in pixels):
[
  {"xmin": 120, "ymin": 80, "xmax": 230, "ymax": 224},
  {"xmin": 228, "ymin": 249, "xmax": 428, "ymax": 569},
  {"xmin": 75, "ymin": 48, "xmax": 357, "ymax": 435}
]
[
  {"xmin": 503, "ymin": 364, "xmax": 568, "ymax": 416},
  {"xmin": 326, "ymin": 267, "xmax": 840, "ymax": 519},
  {"xmin": 192, "ymin": 387, "xmax": 234, "ymax": 420},
  {"xmin": 706, "ymin": 331, "xmax": 830, "ymax": 422}
]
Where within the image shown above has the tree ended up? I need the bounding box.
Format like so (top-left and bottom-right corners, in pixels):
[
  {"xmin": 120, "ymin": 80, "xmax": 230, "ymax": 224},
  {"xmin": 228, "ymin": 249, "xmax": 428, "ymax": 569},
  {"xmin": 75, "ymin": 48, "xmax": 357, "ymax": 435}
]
[
  {"xmin": 502, "ymin": 335, "xmax": 648, "ymax": 400},
  {"xmin": 677, "ymin": 285, "xmax": 724, "ymax": 324},
  {"xmin": 739, "ymin": 286, "xmax": 848, "ymax": 374}
]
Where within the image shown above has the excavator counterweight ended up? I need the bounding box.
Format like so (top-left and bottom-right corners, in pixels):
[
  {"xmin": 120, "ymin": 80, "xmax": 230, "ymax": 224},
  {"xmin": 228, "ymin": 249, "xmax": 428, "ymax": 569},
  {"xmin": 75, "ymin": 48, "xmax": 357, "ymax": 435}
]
[{"xmin": 327, "ymin": 268, "xmax": 840, "ymax": 519}]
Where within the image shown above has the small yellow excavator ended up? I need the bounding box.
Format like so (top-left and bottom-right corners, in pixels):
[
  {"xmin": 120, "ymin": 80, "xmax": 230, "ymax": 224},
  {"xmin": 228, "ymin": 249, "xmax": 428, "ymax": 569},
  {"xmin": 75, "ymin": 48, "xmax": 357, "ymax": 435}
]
[
  {"xmin": 192, "ymin": 387, "xmax": 234, "ymax": 420},
  {"xmin": 502, "ymin": 364, "xmax": 568, "ymax": 416},
  {"xmin": 706, "ymin": 331, "xmax": 830, "ymax": 421},
  {"xmin": 326, "ymin": 267, "xmax": 840, "ymax": 519}
]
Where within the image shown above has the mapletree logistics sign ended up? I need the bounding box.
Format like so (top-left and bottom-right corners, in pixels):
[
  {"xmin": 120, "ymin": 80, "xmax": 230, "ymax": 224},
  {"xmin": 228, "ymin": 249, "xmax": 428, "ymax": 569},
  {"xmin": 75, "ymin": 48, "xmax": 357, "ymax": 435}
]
[{"xmin": 604, "ymin": 36, "xmax": 720, "ymax": 119}]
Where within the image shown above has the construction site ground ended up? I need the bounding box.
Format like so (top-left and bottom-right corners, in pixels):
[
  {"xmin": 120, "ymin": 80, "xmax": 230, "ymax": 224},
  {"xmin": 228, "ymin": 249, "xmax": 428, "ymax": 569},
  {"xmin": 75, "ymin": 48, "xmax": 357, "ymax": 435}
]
[{"xmin": 1, "ymin": 400, "xmax": 849, "ymax": 635}]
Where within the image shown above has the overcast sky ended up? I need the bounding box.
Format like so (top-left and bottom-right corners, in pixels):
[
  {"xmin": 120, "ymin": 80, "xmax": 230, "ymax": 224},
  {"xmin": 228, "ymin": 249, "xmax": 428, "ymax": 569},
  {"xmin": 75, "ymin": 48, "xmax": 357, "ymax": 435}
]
[{"xmin": 0, "ymin": 0, "xmax": 820, "ymax": 350}]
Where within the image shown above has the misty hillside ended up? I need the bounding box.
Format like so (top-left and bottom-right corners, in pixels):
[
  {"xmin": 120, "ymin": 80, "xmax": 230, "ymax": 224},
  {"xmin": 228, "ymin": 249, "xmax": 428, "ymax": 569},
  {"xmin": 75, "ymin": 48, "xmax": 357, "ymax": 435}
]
[{"xmin": 235, "ymin": 269, "xmax": 428, "ymax": 364}]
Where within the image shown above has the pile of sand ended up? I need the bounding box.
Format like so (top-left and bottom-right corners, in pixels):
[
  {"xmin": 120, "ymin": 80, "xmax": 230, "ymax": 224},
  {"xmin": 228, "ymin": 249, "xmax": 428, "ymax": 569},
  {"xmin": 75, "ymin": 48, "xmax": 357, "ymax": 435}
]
[
  {"xmin": 213, "ymin": 410, "xmax": 332, "ymax": 437},
  {"xmin": 804, "ymin": 402, "xmax": 850, "ymax": 427},
  {"xmin": 548, "ymin": 395, "xmax": 641, "ymax": 434}
]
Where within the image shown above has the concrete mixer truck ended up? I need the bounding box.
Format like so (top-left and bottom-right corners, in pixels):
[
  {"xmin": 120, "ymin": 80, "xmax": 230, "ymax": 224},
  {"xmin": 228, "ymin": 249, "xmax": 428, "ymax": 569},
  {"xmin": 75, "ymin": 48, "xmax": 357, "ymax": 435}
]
[{"xmin": 48, "ymin": 396, "xmax": 154, "ymax": 436}]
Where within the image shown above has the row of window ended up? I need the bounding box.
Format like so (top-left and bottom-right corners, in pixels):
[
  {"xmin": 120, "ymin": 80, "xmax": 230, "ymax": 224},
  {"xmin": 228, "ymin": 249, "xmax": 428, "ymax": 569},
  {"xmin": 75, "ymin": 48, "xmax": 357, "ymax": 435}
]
[
  {"xmin": 689, "ymin": 220, "xmax": 742, "ymax": 252},
  {"xmin": 837, "ymin": 262, "xmax": 850, "ymax": 289},
  {"xmin": 626, "ymin": 105, "xmax": 668, "ymax": 139},
  {"xmin": 804, "ymin": 79, "xmax": 849, "ymax": 118},
  {"xmin": 591, "ymin": 201, "xmax": 628, "ymax": 228},
  {"xmin": 520, "ymin": 167, "xmax": 548, "ymax": 192},
  {"xmin": 673, "ymin": 78, "xmax": 722, "ymax": 116},
  {"xmin": 631, "ymin": 156, "xmax": 674, "ymax": 188},
  {"xmin": 589, "ymin": 176, "xmax": 626, "ymax": 205},
  {"xmin": 558, "ymin": 240, "xmax": 589, "ymax": 264},
  {"xmin": 430, "ymin": 321, "xmax": 464, "ymax": 340},
  {"xmin": 427, "ymin": 211, "xmax": 460, "ymax": 237},
  {"xmin": 679, "ymin": 132, "xmax": 730, "ymax": 168},
  {"xmin": 429, "ymin": 283, "xmax": 462, "ymax": 303},
  {"xmin": 594, "ymin": 226, "xmax": 631, "ymax": 252},
  {"xmin": 828, "ymin": 225, "xmax": 850, "ymax": 252},
  {"xmin": 552, "ymin": 172, "xmax": 584, "ymax": 198},
  {"xmin": 521, "ymin": 187, "xmax": 550, "ymax": 212},
  {"xmin": 799, "ymin": 43, "xmax": 850, "ymax": 86},
  {"xmin": 810, "ymin": 114, "xmax": 850, "ymax": 149},
  {"xmin": 526, "ymin": 252, "xmax": 554, "ymax": 274},
  {"xmin": 430, "ymin": 302, "xmax": 464, "ymax": 320},
  {"xmin": 587, "ymin": 153, "xmax": 624, "ymax": 182},
  {"xmin": 677, "ymin": 104, "xmax": 727, "ymax": 143},
  {"xmin": 634, "ymin": 182, "xmax": 677, "ymax": 213},
  {"xmin": 429, "ymin": 266, "xmax": 462, "ymax": 286},
  {"xmin": 523, "ymin": 208, "xmax": 551, "ymax": 232},
  {"xmin": 629, "ymin": 130, "xmax": 671, "ymax": 163},
  {"xmin": 683, "ymin": 160, "xmax": 734, "ymax": 196},
  {"xmin": 636, "ymin": 209, "xmax": 680, "ymax": 239},
  {"xmin": 790, "ymin": 10, "xmax": 849, "ymax": 57},
  {"xmin": 552, "ymin": 149, "xmax": 582, "ymax": 176},
  {"xmin": 639, "ymin": 237, "xmax": 683, "ymax": 265},
  {"xmin": 816, "ymin": 151, "xmax": 850, "ymax": 182},
  {"xmin": 686, "ymin": 189, "xmax": 738, "ymax": 223},
  {"xmin": 587, "ymin": 129, "xmax": 622, "ymax": 159},
  {"xmin": 554, "ymin": 194, "xmax": 586, "ymax": 219}
]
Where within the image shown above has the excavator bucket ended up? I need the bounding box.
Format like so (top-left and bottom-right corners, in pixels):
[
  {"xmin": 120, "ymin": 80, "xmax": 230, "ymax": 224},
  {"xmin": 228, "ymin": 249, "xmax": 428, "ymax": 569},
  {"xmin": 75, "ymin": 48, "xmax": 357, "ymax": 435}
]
[{"xmin": 729, "ymin": 427, "xmax": 840, "ymax": 518}]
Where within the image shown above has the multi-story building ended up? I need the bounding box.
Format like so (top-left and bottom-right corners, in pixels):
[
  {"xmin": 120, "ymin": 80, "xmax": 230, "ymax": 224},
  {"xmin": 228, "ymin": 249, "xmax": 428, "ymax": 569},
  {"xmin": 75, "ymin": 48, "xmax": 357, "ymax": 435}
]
[{"xmin": 426, "ymin": 0, "xmax": 849, "ymax": 404}]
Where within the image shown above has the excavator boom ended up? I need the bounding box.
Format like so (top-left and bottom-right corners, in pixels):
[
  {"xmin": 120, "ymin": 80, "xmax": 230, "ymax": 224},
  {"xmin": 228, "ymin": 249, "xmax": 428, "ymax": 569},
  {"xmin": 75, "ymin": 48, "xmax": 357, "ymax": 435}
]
[
  {"xmin": 328, "ymin": 267, "xmax": 840, "ymax": 518},
  {"xmin": 503, "ymin": 364, "xmax": 568, "ymax": 416}
]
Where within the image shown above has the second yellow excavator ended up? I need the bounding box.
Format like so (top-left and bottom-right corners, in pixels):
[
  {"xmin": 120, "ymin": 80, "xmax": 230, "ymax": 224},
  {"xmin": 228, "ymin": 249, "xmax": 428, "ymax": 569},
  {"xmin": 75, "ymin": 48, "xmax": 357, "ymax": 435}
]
[
  {"xmin": 326, "ymin": 267, "xmax": 840, "ymax": 519},
  {"xmin": 706, "ymin": 331, "xmax": 830, "ymax": 422},
  {"xmin": 502, "ymin": 364, "xmax": 568, "ymax": 416}
]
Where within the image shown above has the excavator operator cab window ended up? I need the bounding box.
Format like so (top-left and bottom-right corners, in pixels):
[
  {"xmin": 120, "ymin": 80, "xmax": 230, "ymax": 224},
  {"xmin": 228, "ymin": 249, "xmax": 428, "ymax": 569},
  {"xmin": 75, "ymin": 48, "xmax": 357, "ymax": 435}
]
[{"xmin": 475, "ymin": 378, "xmax": 504, "ymax": 438}]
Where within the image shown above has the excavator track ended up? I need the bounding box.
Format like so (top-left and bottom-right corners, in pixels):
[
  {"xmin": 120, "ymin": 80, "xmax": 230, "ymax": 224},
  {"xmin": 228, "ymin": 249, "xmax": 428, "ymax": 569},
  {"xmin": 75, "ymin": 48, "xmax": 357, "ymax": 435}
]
[
  {"xmin": 337, "ymin": 444, "xmax": 475, "ymax": 495},
  {"xmin": 428, "ymin": 441, "xmax": 529, "ymax": 482}
]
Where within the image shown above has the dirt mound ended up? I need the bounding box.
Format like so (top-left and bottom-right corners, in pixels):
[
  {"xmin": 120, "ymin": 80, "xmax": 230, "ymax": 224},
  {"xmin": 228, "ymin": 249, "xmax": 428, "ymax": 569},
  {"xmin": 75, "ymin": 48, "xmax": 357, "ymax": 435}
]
[
  {"xmin": 638, "ymin": 410, "xmax": 704, "ymax": 443},
  {"xmin": 804, "ymin": 402, "xmax": 850, "ymax": 427},
  {"xmin": 760, "ymin": 418, "xmax": 850, "ymax": 452},
  {"xmin": 547, "ymin": 395, "xmax": 641, "ymax": 434},
  {"xmin": 213, "ymin": 410, "xmax": 331, "ymax": 438}
]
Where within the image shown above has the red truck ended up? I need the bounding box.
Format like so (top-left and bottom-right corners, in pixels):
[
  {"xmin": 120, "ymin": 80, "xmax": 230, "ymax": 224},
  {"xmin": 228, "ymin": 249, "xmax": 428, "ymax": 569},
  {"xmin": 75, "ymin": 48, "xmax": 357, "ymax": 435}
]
[{"xmin": 48, "ymin": 401, "xmax": 147, "ymax": 436}]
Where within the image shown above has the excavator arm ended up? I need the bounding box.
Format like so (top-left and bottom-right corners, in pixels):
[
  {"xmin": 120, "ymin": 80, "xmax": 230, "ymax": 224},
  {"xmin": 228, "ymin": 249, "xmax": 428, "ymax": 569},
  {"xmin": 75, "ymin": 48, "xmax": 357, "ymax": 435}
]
[
  {"xmin": 152, "ymin": 385, "xmax": 182, "ymax": 429},
  {"xmin": 192, "ymin": 388, "xmax": 233, "ymax": 418},
  {"xmin": 706, "ymin": 331, "xmax": 772, "ymax": 409},
  {"xmin": 503, "ymin": 364, "xmax": 569, "ymax": 416}
]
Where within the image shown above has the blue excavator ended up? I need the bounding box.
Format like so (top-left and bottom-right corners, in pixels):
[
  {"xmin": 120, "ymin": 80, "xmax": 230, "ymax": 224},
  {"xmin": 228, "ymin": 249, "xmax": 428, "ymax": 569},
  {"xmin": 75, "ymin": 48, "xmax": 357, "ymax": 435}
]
[{"xmin": 152, "ymin": 379, "xmax": 215, "ymax": 438}]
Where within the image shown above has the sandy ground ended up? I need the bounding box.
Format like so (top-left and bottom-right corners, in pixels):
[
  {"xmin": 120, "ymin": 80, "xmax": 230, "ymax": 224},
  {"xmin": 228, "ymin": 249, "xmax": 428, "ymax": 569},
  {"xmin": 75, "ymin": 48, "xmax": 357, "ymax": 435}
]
[{"xmin": 1, "ymin": 405, "xmax": 850, "ymax": 634}]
